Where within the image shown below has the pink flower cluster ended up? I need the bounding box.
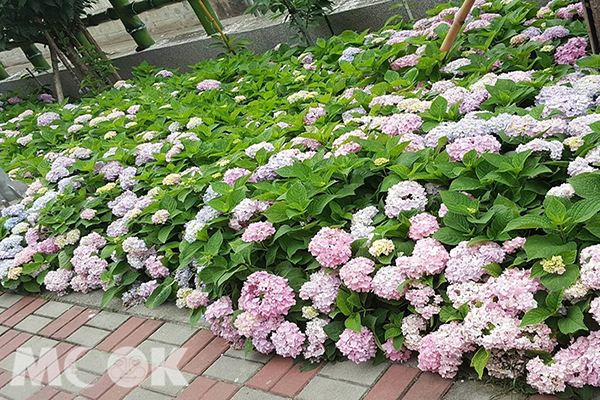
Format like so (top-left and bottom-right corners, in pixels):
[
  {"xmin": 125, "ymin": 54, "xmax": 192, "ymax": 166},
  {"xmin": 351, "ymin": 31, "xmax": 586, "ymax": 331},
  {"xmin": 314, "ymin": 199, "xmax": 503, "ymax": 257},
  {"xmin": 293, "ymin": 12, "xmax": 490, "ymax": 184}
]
[
  {"xmin": 380, "ymin": 113, "xmax": 423, "ymax": 136},
  {"xmin": 445, "ymin": 241, "xmax": 505, "ymax": 283},
  {"xmin": 395, "ymin": 238, "xmax": 449, "ymax": 279},
  {"xmin": 336, "ymin": 327, "xmax": 378, "ymax": 363},
  {"xmin": 384, "ymin": 181, "xmax": 428, "ymax": 218},
  {"xmin": 408, "ymin": 213, "xmax": 439, "ymax": 240},
  {"xmin": 527, "ymin": 331, "xmax": 600, "ymax": 394},
  {"xmin": 308, "ymin": 227, "xmax": 353, "ymax": 269},
  {"xmin": 299, "ymin": 270, "xmax": 341, "ymax": 313},
  {"xmin": 446, "ymin": 135, "xmax": 501, "ymax": 162},
  {"xmin": 339, "ymin": 257, "xmax": 375, "ymax": 292},
  {"xmin": 239, "ymin": 271, "xmax": 295, "ymax": 318},
  {"xmin": 241, "ymin": 221, "xmax": 275, "ymax": 243},
  {"xmin": 555, "ymin": 37, "xmax": 587, "ymax": 65}
]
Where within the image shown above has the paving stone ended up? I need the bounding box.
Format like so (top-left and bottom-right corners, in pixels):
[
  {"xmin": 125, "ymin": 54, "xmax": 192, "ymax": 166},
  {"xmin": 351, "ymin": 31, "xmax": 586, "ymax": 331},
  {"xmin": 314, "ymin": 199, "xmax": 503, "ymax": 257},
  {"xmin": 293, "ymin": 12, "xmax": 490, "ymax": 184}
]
[
  {"xmin": 135, "ymin": 340, "xmax": 178, "ymax": 365},
  {"xmin": 86, "ymin": 311, "xmax": 129, "ymax": 331},
  {"xmin": 140, "ymin": 367, "xmax": 195, "ymax": 396},
  {"xmin": 0, "ymin": 326, "xmax": 7, "ymax": 336},
  {"xmin": 0, "ymin": 294, "xmax": 23, "ymax": 308},
  {"xmin": 319, "ymin": 360, "xmax": 389, "ymax": 386},
  {"xmin": 148, "ymin": 323, "xmax": 196, "ymax": 346},
  {"xmin": 246, "ymin": 356, "xmax": 294, "ymax": 391},
  {"xmin": 67, "ymin": 326, "xmax": 110, "ymax": 348},
  {"xmin": 16, "ymin": 336, "xmax": 59, "ymax": 358},
  {"xmin": 202, "ymin": 355, "xmax": 262, "ymax": 384},
  {"xmin": 50, "ymin": 368, "xmax": 99, "ymax": 394},
  {"xmin": 0, "ymin": 351, "xmax": 35, "ymax": 374},
  {"xmin": 1, "ymin": 298, "xmax": 46, "ymax": 327},
  {"xmin": 0, "ymin": 377, "xmax": 42, "ymax": 400},
  {"xmin": 364, "ymin": 365, "xmax": 420, "ymax": 400},
  {"xmin": 14, "ymin": 315, "xmax": 52, "ymax": 334},
  {"xmin": 298, "ymin": 376, "xmax": 368, "ymax": 400},
  {"xmin": 74, "ymin": 349, "xmax": 121, "ymax": 375},
  {"xmin": 181, "ymin": 336, "xmax": 229, "ymax": 374},
  {"xmin": 34, "ymin": 302, "xmax": 72, "ymax": 318},
  {"xmin": 124, "ymin": 388, "xmax": 172, "ymax": 400},
  {"xmin": 224, "ymin": 348, "xmax": 273, "ymax": 364},
  {"xmin": 444, "ymin": 380, "xmax": 528, "ymax": 400},
  {"xmin": 112, "ymin": 320, "xmax": 163, "ymax": 355},
  {"xmin": 403, "ymin": 372, "xmax": 453, "ymax": 400},
  {"xmin": 231, "ymin": 387, "xmax": 287, "ymax": 400},
  {"xmin": 270, "ymin": 363, "xmax": 321, "ymax": 398},
  {"xmin": 200, "ymin": 381, "xmax": 240, "ymax": 400}
]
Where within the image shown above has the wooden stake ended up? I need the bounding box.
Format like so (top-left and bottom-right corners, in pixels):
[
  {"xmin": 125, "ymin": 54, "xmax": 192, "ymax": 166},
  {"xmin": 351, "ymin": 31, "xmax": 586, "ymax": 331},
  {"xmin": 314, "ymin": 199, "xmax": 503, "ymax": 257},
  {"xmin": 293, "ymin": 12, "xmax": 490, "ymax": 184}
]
[{"xmin": 440, "ymin": 0, "xmax": 476, "ymax": 53}]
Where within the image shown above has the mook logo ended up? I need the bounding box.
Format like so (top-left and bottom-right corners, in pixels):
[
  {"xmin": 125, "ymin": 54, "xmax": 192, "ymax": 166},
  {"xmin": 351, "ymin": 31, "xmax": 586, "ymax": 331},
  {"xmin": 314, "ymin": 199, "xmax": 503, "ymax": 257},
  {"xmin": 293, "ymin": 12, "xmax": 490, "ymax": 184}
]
[{"xmin": 8, "ymin": 346, "xmax": 189, "ymax": 389}]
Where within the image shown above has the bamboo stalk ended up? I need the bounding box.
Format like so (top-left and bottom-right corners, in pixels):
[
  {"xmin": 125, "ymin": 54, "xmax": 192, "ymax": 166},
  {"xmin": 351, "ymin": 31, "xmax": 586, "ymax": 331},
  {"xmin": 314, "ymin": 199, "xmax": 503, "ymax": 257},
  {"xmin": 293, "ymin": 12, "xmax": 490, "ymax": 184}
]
[
  {"xmin": 0, "ymin": 63, "xmax": 8, "ymax": 80},
  {"xmin": 440, "ymin": 0, "xmax": 475, "ymax": 53},
  {"xmin": 20, "ymin": 44, "xmax": 51, "ymax": 71},
  {"xmin": 109, "ymin": 0, "xmax": 155, "ymax": 51},
  {"xmin": 195, "ymin": 0, "xmax": 235, "ymax": 53}
]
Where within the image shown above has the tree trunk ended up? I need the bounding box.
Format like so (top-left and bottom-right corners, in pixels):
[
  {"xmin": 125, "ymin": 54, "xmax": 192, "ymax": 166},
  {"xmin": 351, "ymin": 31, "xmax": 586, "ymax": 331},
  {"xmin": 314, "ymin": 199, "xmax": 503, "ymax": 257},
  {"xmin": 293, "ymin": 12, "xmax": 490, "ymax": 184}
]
[
  {"xmin": 76, "ymin": 20, "xmax": 122, "ymax": 81},
  {"xmin": 583, "ymin": 0, "xmax": 600, "ymax": 54},
  {"xmin": 46, "ymin": 35, "xmax": 65, "ymax": 102}
]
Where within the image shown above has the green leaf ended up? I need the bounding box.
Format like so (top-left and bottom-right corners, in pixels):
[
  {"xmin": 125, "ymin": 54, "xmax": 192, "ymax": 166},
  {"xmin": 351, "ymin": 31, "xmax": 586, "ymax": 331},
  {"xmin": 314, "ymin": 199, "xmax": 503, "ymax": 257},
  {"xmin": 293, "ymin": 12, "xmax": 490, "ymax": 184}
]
[
  {"xmin": 145, "ymin": 278, "xmax": 173, "ymax": 309},
  {"xmin": 544, "ymin": 196, "xmax": 567, "ymax": 225},
  {"xmin": 503, "ymin": 215, "xmax": 554, "ymax": 232},
  {"xmin": 483, "ymin": 263, "xmax": 502, "ymax": 278},
  {"xmin": 433, "ymin": 227, "xmax": 467, "ymax": 245},
  {"xmin": 540, "ymin": 264, "xmax": 580, "ymax": 291},
  {"xmin": 470, "ymin": 347, "xmax": 491, "ymax": 380},
  {"xmin": 336, "ymin": 290, "xmax": 352, "ymax": 316},
  {"xmin": 324, "ymin": 321, "xmax": 345, "ymax": 341},
  {"xmin": 157, "ymin": 225, "xmax": 175, "ymax": 244},
  {"xmin": 449, "ymin": 177, "xmax": 483, "ymax": 191},
  {"xmin": 439, "ymin": 305, "xmax": 464, "ymax": 322},
  {"xmin": 568, "ymin": 199, "xmax": 600, "ymax": 224},
  {"xmin": 569, "ymin": 173, "xmax": 600, "ymax": 199},
  {"xmin": 440, "ymin": 191, "xmax": 478, "ymax": 216},
  {"xmin": 205, "ymin": 230, "xmax": 223, "ymax": 255},
  {"xmin": 244, "ymin": 337, "xmax": 254, "ymax": 356},
  {"xmin": 524, "ymin": 235, "xmax": 577, "ymax": 260},
  {"xmin": 286, "ymin": 181, "xmax": 309, "ymax": 210},
  {"xmin": 520, "ymin": 307, "xmax": 553, "ymax": 327},
  {"xmin": 345, "ymin": 313, "xmax": 362, "ymax": 333},
  {"xmin": 161, "ymin": 195, "xmax": 179, "ymax": 212},
  {"xmin": 430, "ymin": 96, "xmax": 448, "ymax": 120},
  {"xmin": 558, "ymin": 306, "xmax": 588, "ymax": 335},
  {"xmin": 545, "ymin": 290, "xmax": 563, "ymax": 312}
]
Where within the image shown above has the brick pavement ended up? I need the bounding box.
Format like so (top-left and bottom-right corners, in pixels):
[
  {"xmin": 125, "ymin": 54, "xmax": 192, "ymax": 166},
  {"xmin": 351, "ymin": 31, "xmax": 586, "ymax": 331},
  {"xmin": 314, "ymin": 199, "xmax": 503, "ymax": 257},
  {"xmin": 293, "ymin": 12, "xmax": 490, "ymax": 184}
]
[{"xmin": 0, "ymin": 292, "xmax": 565, "ymax": 400}]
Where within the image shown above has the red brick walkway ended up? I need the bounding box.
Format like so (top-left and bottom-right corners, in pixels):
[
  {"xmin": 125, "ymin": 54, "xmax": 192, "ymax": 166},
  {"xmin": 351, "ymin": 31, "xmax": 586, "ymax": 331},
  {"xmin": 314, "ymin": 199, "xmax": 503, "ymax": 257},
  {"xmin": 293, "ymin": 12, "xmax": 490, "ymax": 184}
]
[{"xmin": 0, "ymin": 293, "xmax": 562, "ymax": 400}]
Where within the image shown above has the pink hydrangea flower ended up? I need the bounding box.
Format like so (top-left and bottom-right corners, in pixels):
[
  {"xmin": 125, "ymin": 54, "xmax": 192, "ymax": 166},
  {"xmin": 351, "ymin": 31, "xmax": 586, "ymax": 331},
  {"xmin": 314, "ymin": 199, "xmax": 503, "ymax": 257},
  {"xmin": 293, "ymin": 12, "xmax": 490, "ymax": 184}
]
[
  {"xmin": 308, "ymin": 227, "xmax": 353, "ymax": 269},
  {"xmin": 339, "ymin": 257, "xmax": 375, "ymax": 292},
  {"xmin": 299, "ymin": 270, "xmax": 341, "ymax": 313},
  {"xmin": 336, "ymin": 327, "xmax": 377, "ymax": 363},
  {"xmin": 80, "ymin": 209, "xmax": 97, "ymax": 220},
  {"xmin": 418, "ymin": 322, "xmax": 475, "ymax": 378},
  {"xmin": 242, "ymin": 221, "xmax": 276, "ymax": 243},
  {"xmin": 186, "ymin": 290, "xmax": 209, "ymax": 309},
  {"xmin": 223, "ymin": 168, "xmax": 251, "ymax": 185},
  {"xmin": 239, "ymin": 271, "xmax": 295, "ymax": 318},
  {"xmin": 408, "ymin": 213, "xmax": 440, "ymax": 240},
  {"xmin": 271, "ymin": 321, "xmax": 306, "ymax": 358},
  {"xmin": 502, "ymin": 237, "xmax": 526, "ymax": 254},
  {"xmin": 382, "ymin": 338, "xmax": 411, "ymax": 362},
  {"xmin": 385, "ymin": 181, "xmax": 428, "ymax": 218}
]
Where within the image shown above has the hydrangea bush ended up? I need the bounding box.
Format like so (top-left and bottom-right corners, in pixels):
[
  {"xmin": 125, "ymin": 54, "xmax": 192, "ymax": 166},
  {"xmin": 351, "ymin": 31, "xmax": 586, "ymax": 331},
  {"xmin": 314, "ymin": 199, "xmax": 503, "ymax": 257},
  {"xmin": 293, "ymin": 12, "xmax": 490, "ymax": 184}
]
[{"xmin": 1, "ymin": 0, "xmax": 600, "ymax": 396}]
